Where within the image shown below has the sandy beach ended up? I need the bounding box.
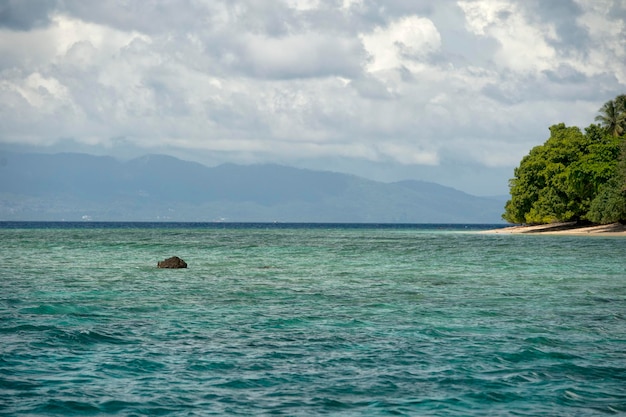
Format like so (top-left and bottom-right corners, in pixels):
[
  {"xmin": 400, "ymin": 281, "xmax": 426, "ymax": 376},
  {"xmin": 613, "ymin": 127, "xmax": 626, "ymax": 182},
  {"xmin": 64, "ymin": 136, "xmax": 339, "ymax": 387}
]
[{"xmin": 483, "ymin": 222, "xmax": 626, "ymax": 236}]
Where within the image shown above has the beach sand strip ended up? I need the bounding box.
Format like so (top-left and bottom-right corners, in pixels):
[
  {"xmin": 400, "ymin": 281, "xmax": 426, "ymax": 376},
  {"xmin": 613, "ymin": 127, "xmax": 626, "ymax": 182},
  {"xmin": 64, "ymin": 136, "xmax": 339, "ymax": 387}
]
[{"xmin": 482, "ymin": 222, "xmax": 626, "ymax": 236}]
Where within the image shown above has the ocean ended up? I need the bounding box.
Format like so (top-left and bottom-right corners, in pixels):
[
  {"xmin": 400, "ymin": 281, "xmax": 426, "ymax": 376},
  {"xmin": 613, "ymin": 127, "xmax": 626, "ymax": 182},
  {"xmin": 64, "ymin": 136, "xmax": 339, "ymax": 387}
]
[{"xmin": 1, "ymin": 222, "xmax": 625, "ymax": 416}]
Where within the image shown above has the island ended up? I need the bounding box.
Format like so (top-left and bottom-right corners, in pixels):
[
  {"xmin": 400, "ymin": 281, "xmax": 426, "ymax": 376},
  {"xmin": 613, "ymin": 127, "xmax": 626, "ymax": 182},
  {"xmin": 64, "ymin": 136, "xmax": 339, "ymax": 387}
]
[{"xmin": 501, "ymin": 94, "xmax": 626, "ymax": 228}]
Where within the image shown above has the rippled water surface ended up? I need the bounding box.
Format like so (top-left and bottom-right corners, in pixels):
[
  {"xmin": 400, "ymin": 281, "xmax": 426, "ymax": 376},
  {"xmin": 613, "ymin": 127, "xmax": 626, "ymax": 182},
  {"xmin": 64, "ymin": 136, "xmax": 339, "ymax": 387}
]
[{"xmin": 1, "ymin": 223, "xmax": 625, "ymax": 416}]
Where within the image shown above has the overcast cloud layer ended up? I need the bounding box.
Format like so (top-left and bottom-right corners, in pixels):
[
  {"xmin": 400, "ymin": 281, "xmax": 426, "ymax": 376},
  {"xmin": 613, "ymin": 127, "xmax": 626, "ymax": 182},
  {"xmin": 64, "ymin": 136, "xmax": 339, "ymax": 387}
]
[{"xmin": 1, "ymin": 0, "xmax": 625, "ymax": 195}]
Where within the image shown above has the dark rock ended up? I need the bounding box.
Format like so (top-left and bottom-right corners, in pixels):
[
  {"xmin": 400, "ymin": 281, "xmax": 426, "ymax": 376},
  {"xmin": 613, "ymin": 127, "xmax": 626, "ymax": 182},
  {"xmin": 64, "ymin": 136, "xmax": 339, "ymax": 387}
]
[{"xmin": 157, "ymin": 256, "xmax": 187, "ymax": 269}]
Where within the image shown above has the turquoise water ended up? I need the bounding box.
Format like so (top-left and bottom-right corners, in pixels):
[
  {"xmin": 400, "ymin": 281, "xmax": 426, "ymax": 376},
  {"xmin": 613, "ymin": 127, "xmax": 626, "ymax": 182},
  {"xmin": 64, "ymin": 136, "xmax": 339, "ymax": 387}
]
[{"xmin": 1, "ymin": 223, "xmax": 625, "ymax": 416}]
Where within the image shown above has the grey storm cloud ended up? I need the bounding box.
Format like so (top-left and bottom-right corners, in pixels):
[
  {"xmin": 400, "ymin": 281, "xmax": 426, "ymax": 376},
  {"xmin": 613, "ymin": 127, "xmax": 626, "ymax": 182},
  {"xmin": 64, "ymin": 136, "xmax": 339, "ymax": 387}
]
[
  {"xmin": 0, "ymin": 0, "xmax": 54, "ymax": 30},
  {"xmin": 529, "ymin": 1, "xmax": 589, "ymax": 48},
  {"xmin": 0, "ymin": 0, "xmax": 624, "ymax": 195}
]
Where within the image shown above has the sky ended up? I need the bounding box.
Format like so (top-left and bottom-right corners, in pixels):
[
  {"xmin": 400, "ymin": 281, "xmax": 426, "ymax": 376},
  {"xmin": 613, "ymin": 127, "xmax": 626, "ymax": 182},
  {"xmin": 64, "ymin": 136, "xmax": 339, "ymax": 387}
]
[{"xmin": 0, "ymin": 0, "xmax": 625, "ymax": 196}]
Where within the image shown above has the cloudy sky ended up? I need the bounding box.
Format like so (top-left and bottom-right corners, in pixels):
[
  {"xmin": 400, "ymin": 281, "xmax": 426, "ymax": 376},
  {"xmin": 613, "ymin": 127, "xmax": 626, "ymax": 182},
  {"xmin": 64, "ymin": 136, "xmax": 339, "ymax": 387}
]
[{"xmin": 1, "ymin": 0, "xmax": 625, "ymax": 195}]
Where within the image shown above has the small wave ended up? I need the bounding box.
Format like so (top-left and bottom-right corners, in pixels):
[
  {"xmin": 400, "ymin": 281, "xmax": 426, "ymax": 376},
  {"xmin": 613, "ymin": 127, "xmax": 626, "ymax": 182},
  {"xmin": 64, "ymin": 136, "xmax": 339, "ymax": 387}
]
[
  {"xmin": 35, "ymin": 399, "xmax": 100, "ymax": 415},
  {"xmin": 98, "ymin": 400, "xmax": 144, "ymax": 414},
  {"xmin": 557, "ymin": 387, "xmax": 626, "ymax": 412},
  {"xmin": 55, "ymin": 328, "xmax": 136, "ymax": 346},
  {"xmin": 0, "ymin": 324, "xmax": 56, "ymax": 333},
  {"xmin": 215, "ymin": 376, "xmax": 289, "ymax": 390},
  {"xmin": 498, "ymin": 347, "xmax": 580, "ymax": 363},
  {"xmin": 0, "ymin": 376, "xmax": 40, "ymax": 391},
  {"xmin": 18, "ymin": 304, "xmax": 98, "ymax": 317},
  {"xmin": 100, "ymin": 358, "xmax": 166, "ymax": 376},
  {"xmin": 523, "ymin": 335, "xmax": 564, "ymax": 347}
]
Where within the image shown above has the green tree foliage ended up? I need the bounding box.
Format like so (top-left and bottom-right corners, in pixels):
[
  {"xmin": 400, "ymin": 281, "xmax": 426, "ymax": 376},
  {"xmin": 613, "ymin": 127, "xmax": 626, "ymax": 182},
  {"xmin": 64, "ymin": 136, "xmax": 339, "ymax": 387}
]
[
  {"xmin": 587, "ymin": 139, "xmax": 626, "ymax": 223},
  {"xmin": 503, "ymin": 120, "xmax": 624, "ymax": 224}
]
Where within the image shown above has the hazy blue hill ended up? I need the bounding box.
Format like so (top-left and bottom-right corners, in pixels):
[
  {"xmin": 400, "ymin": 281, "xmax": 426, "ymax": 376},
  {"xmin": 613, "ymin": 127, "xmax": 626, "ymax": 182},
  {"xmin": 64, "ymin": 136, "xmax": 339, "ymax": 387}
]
[
  {"xmin": 123, "ymin": 154, "xmax": 214, "ymax": 203},
  {"xmin": 0, "ymin": 152, "xmax": 506, "ymax": 222},
  {"xmin": 392, "ymin": 180, "xmax": 506, "ymax": 222},
  {"xmin": 208, "ymin": 164, "xmax": 351, "ymax": 204},
  {"xmin": 0, "ymin": 153, "xmax": 120, "ymax": 198}
]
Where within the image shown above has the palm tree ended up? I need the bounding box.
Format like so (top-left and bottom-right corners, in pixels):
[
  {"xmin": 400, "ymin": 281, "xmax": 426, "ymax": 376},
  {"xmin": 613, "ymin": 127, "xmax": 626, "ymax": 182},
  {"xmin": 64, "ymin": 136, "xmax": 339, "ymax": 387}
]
[
  {"xmin": 616, "ymin": 94, "xmax": 626, "ymax": 114},
  {"xmin": 595, "ymin": 95, "xmax": 626, "ymax": 137}
]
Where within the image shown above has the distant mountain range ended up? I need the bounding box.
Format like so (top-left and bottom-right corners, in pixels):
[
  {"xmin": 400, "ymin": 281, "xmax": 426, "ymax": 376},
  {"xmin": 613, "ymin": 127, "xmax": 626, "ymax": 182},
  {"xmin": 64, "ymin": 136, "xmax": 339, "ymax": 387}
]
[{"xmin": 0, "ymin": 152, "xmax": 508, "ymax": 223}]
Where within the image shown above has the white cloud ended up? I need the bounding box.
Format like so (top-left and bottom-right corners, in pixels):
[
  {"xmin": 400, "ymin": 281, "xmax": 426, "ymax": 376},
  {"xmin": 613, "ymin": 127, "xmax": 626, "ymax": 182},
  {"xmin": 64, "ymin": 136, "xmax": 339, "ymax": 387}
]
[
  {"xmin": 341, "ymin": 0, "xmax": 363, "ymax": 11},
  {"xmin": 286, "ymin": 0, "xmax": 320, "ymax": 11},
  {"xmin": 573, "ymin": 0, "xmax": 626, "ymax": 83},
  {"xmin": 457, "ymin": 0, "xmax": 626, "ymax": 84},
  {"xmin": 361, "ymin": 15, "xmax": 441, "ymax": 73},
  {"xmin": 236, "ymin": 32, "xmax": 364, "ymax": 78},
  {"xmin": 376, "ymin": 142, "xmax": 439, "ymax": 165},
  {"xmin": 458, "ymin": 0, "xmax": 557, "ymax": 73},
  {"xmin": 52, "ymin": 14, "xmax": 150, "ymax": 58},
  {"xmin": 16, "ymin": 73, "xmax": 70, "ymax": 109}
]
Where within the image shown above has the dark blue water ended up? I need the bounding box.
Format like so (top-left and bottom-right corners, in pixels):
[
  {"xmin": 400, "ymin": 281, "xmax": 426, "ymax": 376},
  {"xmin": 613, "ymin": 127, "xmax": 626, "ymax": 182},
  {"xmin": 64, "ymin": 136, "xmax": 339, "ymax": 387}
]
[{"xmin": 1, "ymin": 223, "xmax": 625, "ymax": 415}]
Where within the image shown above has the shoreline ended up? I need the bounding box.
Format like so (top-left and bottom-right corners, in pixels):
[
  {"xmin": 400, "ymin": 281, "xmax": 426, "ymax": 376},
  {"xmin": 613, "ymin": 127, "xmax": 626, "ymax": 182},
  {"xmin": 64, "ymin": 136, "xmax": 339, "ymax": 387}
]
[{"xmin": 482, "ymin": 222, "xmax": 626, "ymax": 236}]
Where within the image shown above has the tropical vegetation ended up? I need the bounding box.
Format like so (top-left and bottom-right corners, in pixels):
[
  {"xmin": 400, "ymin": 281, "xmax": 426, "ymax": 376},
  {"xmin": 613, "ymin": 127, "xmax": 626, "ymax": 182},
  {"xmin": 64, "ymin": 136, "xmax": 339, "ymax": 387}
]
[{"xmin": 503, "ymin": 94, "xmax": 626, "ymax": 224}]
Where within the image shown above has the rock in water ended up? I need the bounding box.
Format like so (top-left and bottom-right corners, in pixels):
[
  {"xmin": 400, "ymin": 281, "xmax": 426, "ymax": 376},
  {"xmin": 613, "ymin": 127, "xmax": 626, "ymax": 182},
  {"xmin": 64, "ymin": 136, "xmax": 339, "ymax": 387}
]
[{"xmin": 157, "ymin": 256, "xmax": 187, "ymax": 269}]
